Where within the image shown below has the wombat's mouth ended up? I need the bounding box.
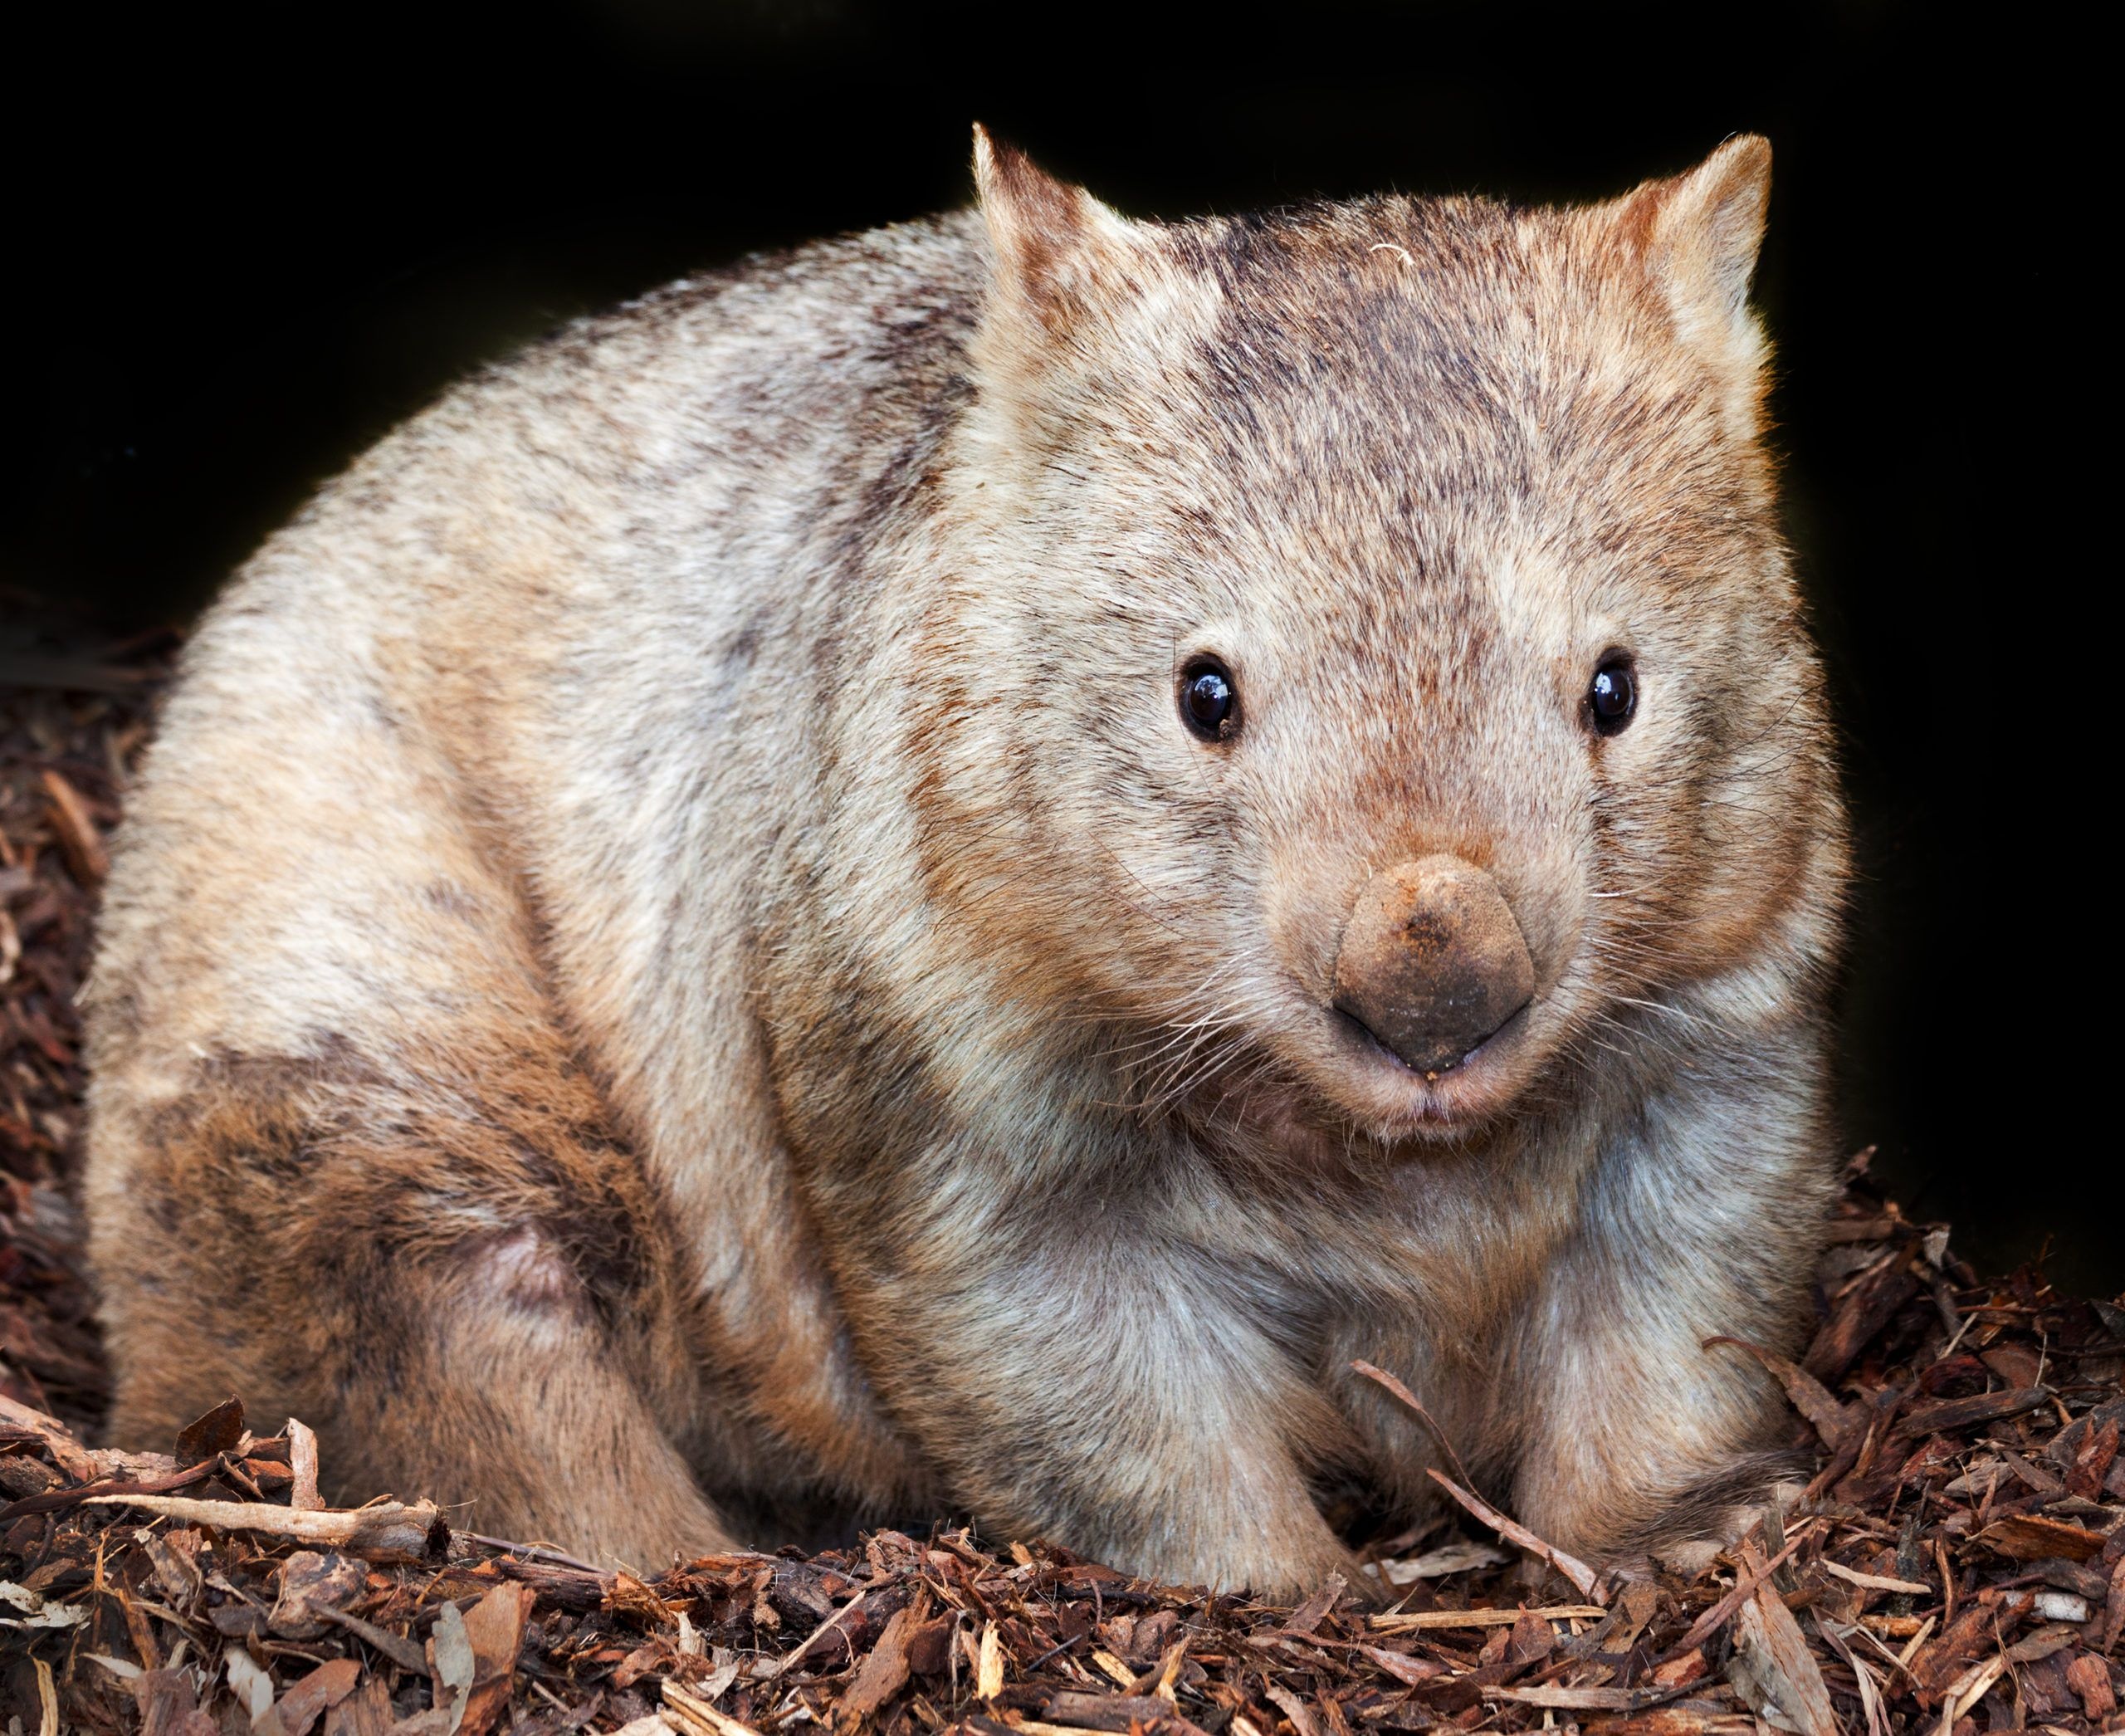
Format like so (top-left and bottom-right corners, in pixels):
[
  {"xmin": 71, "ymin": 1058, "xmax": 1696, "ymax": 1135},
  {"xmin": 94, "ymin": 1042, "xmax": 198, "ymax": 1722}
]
[{"xmin": 1326, "ymin": 999, "xmax": 1537, "ymax": 1128}]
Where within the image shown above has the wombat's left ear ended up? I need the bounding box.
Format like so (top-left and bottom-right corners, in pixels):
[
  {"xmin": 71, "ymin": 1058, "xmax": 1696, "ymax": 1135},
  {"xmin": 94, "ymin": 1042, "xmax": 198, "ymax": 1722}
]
[
  {"xmin": 972, "ymin": 123, "xmax": 1141, "ymax": 334},
  {"xmin": 1619, "ymin": 134, "xmax": 1772, "ymax": 373}
]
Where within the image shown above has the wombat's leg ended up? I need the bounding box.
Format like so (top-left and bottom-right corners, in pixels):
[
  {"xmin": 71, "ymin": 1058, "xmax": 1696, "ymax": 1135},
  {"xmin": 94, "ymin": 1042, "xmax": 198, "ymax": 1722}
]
[
  {"xmin": 864, "ymin": 1231, "xmax": 1359, "ymax": 1600},
  {"xmin": 94, "ymin": 1040, "xmax": 735, "ymax": 1572},
  {"xmin": 1504, "ymin": 1064, "xmax": 1832, "ymax": 1562}
]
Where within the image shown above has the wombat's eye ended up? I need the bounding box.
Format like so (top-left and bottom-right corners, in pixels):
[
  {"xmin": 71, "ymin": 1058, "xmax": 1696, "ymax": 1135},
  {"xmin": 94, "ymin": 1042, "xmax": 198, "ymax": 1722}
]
[
  {"xmin": 1180, "ymin": 658, "xmax": 1238, "ymax": 741},
  {"xmin": 1586, "ymin": 656, "xmax": 1637, "ymax": 736}
]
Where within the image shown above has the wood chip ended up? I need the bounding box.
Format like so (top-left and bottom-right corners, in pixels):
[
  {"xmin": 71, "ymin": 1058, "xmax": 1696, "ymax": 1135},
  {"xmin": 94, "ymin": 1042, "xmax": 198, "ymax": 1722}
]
[
  {"xmin": 976, "ymin": 1618, "xmax": 1004, "ymax": 1699},
  {"xmin": 1898, "ymin": 1385, "xmax": 2052, "ymax": 1437},
  {"xmin": 1819, "ymin": 1559, "xmax": 1932, "ymax": 1596},
  {"xmin": 0, "ymin": 1395, "xmax": 95, "ymax": 1481},
  {"xmin": 1483, "ymin": 1684, "xmax": 1673, "ymax": 1710},
  {"xmin": 287, "ymin": 1417, "xmax": 324, "ymax": 1511},
  {"xmin": 38, "ymin": 769, "xmax": 107, "ymax": 885},
  {"xmin": 663, "ymin": 1680, "xmax": 760, "ymax": 1736},
  {"xmin": 1370, "ymin": 1605, "xmax": 1606, "ymax": 1631},
  {"xmin": 1971, "ymin": 1513, "xmax": 2105, "ymax": 1562},
  {"xmin": 1729, "ymin": 1567, "xmax": 1839, "ymax": 1736},
  {"xmin": 1041, "ymin": 1691, "xmax": 1181, "ymax": 1730},
  {"xmin": 837, "ymin": 1601, "xmax": 920, "ymax": 1726},
  {"xmin": 254, "ymin": 1658, "xmax": 360, "ymax": 1736}
]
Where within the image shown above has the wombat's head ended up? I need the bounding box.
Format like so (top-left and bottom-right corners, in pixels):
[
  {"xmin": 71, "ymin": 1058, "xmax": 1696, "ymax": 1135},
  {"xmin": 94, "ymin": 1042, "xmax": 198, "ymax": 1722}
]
[{"xmin": 916, "ymin": 130, "xmax": 1844, "ymax": 1147}]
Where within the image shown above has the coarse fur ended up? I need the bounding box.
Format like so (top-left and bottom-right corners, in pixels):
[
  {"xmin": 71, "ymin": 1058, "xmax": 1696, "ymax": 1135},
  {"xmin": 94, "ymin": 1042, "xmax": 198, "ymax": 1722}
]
[{"xmin": 83, "ymin": 130, "xmax": 1847, "ymax": 1593}]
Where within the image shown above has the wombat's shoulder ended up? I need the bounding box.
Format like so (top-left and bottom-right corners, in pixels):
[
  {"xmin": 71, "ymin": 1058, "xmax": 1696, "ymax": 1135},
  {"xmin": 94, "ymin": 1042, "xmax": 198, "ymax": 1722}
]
[
  {"xmin": 466, "ymin": 207, "xmax": 990, "ymax": 435},
  {"xmin": 167, "ymin": 208, "xmax": 992, "ymax": 729}
]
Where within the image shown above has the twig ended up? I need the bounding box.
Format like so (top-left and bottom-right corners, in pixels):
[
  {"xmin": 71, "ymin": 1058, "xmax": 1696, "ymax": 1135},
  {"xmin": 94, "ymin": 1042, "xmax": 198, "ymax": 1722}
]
[
  {"xmin": 1022, "ymin": 1629, "xmax": 1091, "ymax": 1670},
  {"xmin": 454, "ymin": 1530, "xmax": 609, "ymax": 1576},
  {"xmin": 82, "ymin": 1493, "xmax": 445, "ymax": 1562},
  {"xmin": 312, "ymin": 1602, "xmax": 429, "ymax": 1674},
  {"xmin": 664, "ymin": 1680, "xmax": 761, "ymax": 1736},
  {"xmin": 0, "ymin": 1459, "xmax": 218, "ymax": 1524},
  {"xmin": 1423, "ymin": 1469, "xmax": 1607, "ymax": 1606},
  {"xmin": 1651, "ymin": 1525, "xmax": 1812, "ymax": 1665},
  {"xmin": 764, "ymin": 1587, "xmax": 867, "ymax": 1680},
  {"xmin": 1351, "ymin": 1361, "xmax": 1478, "ymax": 1491}
]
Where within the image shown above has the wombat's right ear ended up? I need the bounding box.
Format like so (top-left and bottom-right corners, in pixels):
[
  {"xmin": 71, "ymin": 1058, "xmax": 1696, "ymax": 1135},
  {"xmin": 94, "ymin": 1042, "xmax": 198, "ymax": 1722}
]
[
  {"xmin": 971, "ymin": 124, "xmax": 1139, "ymax": 335},
  {"xmin": 1643, "ymin": 134, "xmax": 1772, "ymax": 355},
  {"xmin": 1608, "ymin": 134, "xmax": 1775, "ymax": 438}
]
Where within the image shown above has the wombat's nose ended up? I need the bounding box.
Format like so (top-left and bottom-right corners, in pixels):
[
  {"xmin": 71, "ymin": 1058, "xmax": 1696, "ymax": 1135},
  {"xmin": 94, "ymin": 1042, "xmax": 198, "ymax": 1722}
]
[{"xmin": 1332, "ymin": 856, "xmax": 1536, "ymax": 1077}]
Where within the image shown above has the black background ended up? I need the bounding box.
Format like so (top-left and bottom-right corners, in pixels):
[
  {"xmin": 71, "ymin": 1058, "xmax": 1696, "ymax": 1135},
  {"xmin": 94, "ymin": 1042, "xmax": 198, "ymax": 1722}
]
[{"xmin": 5, "ymin": 4, "xmax": 2103, "ymax": 1289}]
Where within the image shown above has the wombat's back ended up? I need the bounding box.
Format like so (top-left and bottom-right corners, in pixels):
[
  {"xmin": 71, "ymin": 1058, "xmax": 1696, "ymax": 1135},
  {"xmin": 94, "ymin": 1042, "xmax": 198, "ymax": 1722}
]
[
  {"xmin": 90, "ymin": 209, "xmax": 982, "ymax": 1097},
  {"xmin": 81, "ymin": 214, "xmax": 982, "ymax": 1525}
]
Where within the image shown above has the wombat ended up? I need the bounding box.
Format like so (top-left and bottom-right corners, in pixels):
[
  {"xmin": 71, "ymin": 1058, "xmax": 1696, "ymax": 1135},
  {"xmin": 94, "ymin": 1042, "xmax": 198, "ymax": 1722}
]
[{"xmin": 83, "ymin": 130, "xmax": 1847, "ymax": 1594}]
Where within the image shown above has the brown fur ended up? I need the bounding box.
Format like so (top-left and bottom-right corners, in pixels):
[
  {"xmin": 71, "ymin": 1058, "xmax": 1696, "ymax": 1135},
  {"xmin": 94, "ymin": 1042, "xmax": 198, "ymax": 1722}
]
[{"xmin": 85, "ymin": 130, "xmax": 1846, "ymax": 1591}]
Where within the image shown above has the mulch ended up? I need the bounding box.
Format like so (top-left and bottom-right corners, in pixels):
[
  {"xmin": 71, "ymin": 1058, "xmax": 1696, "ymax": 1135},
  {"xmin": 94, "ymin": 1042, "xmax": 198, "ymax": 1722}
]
[{"xmin": 4, "ymin": 624, "xmax": 2123, "ymax": 1735}]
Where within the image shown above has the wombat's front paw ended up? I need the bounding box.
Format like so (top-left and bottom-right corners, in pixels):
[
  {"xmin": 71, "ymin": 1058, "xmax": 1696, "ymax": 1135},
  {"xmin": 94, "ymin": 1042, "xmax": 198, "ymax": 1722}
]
[
  {"xmin": 1124, "ymin": 1526, "xmax": 1364, "ymax": 1606},
  {"xmin": 1244, "ymin": 1542, "xmax": 1375, "ymax": 1608},
  {"xmin": 1628, "ymin": 1460, "xmax": 1812, "ymax": 1577}
]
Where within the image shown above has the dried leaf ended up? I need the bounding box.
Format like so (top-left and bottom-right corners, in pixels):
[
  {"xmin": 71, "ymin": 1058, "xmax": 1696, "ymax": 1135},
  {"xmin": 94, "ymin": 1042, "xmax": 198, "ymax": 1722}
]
[
  {"xmin": 255, "ymin": 1659, "xmax": 360, "ymax": 1736},
  {"xmin": 173, "ymin": 1396, "xmax": 246, "ymax": 1462},
  {"xmin": 1277, "ymin": 1575, "xmax": 1344, "ymax": 1638},
  {"xmin": 1357, "ymin": 1646, "xmax": 1443, "ymax": 1686},
  {"xmin": 458, "ymin": 1580, "xmax": 535, "ymax": 1736},
  {"xmin": 269, "ymin": 1550, "xmax": 365, "ymax": 1639},
  {"xmin": 225, "ymin": 1649, "xmax": 275, "ymax": 1724},
  {"xmin": 1706, "ymin": 1337, "xmax": 1859, "ymax": 1450},
  {"xmin": 428, "ymin": 1599, "xmax": 476, "ymax": 1734},
  {"xmin": 1818, "ymin": 1558, "xmax": 1931, "ymax": 1596},
  {"xmin": 0, "ymin": 1580, "xmax": 88, "ymax": 1629},
  {"xmin": 1263, "ymin": 1682, "xmax": 1321, "ymax": 1736},
  {"xmin": 1375, "ymin": 1538, "xmax": 1512, "ymax": 1582}
]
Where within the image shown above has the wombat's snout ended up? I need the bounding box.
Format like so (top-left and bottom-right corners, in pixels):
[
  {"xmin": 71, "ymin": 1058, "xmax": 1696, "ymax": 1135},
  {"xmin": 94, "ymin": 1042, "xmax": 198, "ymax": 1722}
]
[{"xmin": 1331, "ymin": 857, "xmax": 1537, "ymax": 1078}]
